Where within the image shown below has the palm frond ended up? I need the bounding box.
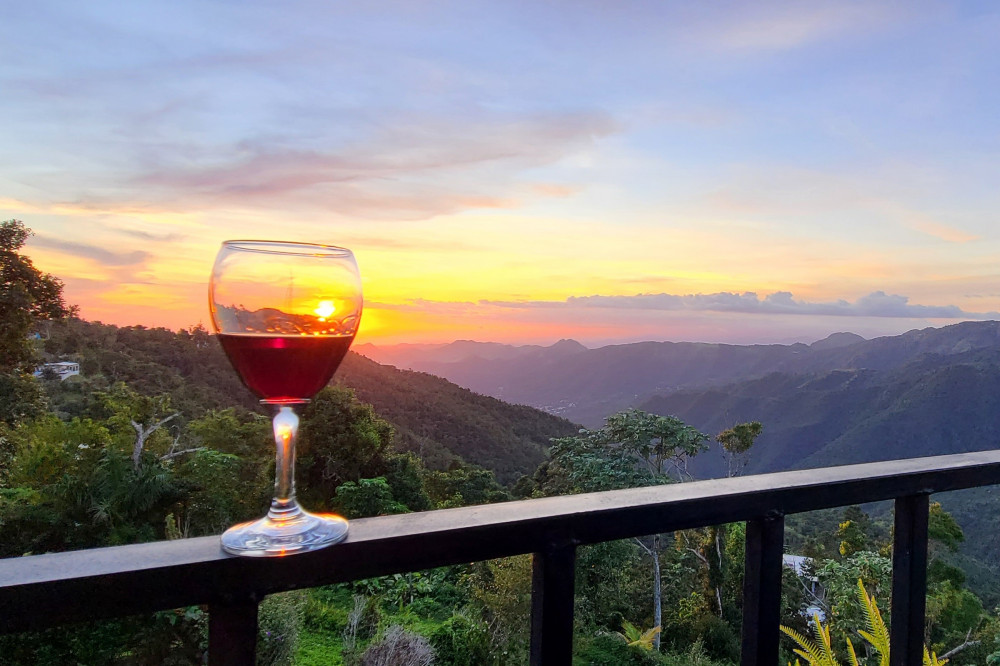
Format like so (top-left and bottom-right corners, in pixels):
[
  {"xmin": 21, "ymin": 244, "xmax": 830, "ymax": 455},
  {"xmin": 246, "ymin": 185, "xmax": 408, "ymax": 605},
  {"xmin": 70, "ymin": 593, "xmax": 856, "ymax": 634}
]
[
  {"xmin": 637, "ymin": 626, "xmax": 661, "ymax": 650},
  {"xmin": 618, "ymin": 619, "xmax": 640, "ymax": 642},
  {"xmin": 616, "ymin": 620, "xmax": 660, "ymax": 650}
]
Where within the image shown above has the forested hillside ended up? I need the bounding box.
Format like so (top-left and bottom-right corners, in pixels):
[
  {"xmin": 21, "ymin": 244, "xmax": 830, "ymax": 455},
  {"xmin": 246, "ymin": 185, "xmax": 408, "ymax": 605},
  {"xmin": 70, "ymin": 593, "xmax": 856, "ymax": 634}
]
[
  {"xmin": 638, "ymin": 344, "xmax": 1000, "ymax": 598},
  {"xmin": 38, "ymin": 318, "xmax": 576, "ymax": 481},
  {"xmin": 639, "ymin": 346, "xmax": 1000, "ymax": 477},
  {"xmin": 335, "ymin": 353, "xmax": 576, "ymax": 481}
]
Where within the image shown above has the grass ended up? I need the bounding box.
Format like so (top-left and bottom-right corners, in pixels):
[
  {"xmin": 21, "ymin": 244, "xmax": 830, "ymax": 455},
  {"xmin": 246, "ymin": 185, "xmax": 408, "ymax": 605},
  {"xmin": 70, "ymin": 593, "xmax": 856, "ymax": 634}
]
[
  {"xmin": 295, "ymin": 627, "xmax": 345, "ymax": 666},
  {"xmin": 293, "ymin": 583, "xmax": 453, "ymax": 665}
]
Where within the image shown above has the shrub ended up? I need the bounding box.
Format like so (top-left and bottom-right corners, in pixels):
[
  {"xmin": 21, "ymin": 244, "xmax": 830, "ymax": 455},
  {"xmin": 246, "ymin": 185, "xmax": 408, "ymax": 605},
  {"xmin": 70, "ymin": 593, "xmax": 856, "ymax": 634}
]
[
  {"xmin": 358, "ymin": 625, "xmax": 435, "ymax": 666},
  {"xmin": 429, "ymin": 612, "xmax": 492, "ymax": 665},
  {"xmin": 257, "ymin": 590, "xmax": 307, "ymax": 666},
  {"xmin": 693, "ymin": 614, "xmax": 739, "ymax": 663},
  {"xmin": 575, "ymin": 633, "xmax": 663, "ymax": 666}
]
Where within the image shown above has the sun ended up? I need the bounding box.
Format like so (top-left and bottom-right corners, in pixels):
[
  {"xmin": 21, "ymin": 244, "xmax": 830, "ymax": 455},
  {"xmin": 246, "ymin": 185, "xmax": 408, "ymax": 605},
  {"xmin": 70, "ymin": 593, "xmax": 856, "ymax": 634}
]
[{"xmin": 314, "ymin": 300, "xmax": 336, "ymax": 319}]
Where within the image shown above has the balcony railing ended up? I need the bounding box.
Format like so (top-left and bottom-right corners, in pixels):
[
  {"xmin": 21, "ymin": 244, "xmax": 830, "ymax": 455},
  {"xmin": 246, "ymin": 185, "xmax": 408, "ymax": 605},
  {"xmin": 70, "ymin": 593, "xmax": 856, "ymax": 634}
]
[{"xmin": 4, "ymin": 450, "xmax": 1000, "ymax": 665}]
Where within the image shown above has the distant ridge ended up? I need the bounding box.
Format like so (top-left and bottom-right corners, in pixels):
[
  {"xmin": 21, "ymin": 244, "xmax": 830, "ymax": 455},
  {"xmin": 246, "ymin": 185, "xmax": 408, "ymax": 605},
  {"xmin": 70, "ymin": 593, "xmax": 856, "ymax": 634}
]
[
  {"xmin": 360, "ymin": 321, "xmax": 1000, "ymax": 426},
  {"xmin": 354, "ymin": 339, "xmax": 561, "ymax": 367},
  {"xmin": 809, "ymin": 331, "xmax": 866, "ymax": 350}
]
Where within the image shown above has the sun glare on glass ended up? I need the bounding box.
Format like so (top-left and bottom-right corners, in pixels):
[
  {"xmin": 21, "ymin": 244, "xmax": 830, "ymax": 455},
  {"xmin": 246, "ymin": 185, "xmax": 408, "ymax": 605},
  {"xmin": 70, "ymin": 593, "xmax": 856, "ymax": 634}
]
[{"xmin": 314, "ymin": 300, "xmax": 337, "ymax": 319}]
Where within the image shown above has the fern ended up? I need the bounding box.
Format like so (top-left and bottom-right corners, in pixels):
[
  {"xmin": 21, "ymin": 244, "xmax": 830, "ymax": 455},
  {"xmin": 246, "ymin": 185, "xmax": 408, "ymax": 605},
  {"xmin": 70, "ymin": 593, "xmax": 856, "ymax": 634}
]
[
  {"xmin": 844, "ymin": 637, "xmax": 860, "ymax": 666},
  {"xmin": 856, "ymin": 579, "xmax": 889, "ymax": 666},
  {"xmin": 781, "ymin": 580, "xmax": 948, "ymax": 666},
  {"xmin": 924, "ymin": 645, "xmax": 948, "ymax": 666},
  {"xmin": 780, "ymin": 614, "xmax": 839, "ymax": 666}
]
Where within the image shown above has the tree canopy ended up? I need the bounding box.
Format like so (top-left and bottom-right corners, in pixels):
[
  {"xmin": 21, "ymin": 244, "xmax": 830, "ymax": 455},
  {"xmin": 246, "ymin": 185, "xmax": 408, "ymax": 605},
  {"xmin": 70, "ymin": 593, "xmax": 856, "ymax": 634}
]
[{"xmin": 1, "ymin": 220, "xmax": 71, "ymax": 373}]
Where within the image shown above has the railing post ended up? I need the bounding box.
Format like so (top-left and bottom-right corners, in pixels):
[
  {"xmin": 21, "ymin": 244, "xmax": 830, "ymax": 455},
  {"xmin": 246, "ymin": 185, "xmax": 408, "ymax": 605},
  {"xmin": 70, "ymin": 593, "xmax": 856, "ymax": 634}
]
[
  {"xmin": 891, "ymin": 493, "xmax": 929, "ymax": 666},
  {"xmin": 529, "ymin": 543, "xmax": 577, "ymax": 666},
  {"xmin": 209, "ymin": 597, "xmax": 259, "ymax": 665},
  {"xmin": 742, "ymin": 513, "xmax": 785, "ymax": 666}
]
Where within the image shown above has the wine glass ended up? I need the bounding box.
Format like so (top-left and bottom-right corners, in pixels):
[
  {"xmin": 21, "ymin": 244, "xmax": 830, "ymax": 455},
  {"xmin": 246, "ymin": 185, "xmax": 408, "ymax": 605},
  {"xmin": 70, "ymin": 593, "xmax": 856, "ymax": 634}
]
[{"xmin": 209, "ymin": 240, "xmax": 362, "ymax": 557}]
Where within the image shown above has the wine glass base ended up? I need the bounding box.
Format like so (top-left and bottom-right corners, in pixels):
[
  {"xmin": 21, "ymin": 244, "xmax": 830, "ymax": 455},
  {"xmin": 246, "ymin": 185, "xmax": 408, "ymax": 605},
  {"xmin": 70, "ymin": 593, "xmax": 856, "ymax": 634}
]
[{"xmin": 221, "ymin": 509, "xmax": 349, "ymax": 557}]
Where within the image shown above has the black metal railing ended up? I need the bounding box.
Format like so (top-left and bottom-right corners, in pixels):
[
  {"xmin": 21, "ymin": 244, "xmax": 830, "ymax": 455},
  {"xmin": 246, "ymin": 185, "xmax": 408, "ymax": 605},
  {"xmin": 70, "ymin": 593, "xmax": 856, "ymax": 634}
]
[{"xmin": 4, "ymin": 450, "xmax": 1000, "ymax": 665}]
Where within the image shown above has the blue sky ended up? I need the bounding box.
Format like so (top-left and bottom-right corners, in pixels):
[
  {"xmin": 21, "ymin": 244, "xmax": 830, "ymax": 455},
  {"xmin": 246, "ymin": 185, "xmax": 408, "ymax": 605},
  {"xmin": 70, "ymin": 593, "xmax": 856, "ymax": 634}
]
[{"xmin": 2, "ymin": 1, "xmax": 999, "ymax": 345}]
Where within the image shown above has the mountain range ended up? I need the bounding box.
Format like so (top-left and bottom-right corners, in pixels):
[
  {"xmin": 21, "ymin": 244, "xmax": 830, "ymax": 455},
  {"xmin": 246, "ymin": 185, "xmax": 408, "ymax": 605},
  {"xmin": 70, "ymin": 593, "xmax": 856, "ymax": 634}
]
[{"xmin": 357, "ymin": 322, "xmax": 1000, "ymax": 427}]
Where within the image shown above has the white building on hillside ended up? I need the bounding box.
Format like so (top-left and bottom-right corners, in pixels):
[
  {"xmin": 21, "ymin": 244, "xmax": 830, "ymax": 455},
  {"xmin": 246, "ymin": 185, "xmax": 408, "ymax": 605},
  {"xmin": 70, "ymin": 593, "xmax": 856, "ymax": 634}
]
[
  {"xmin": 34, "ymin": 361, "xmax": 81, "ymax": 381},
  {"xmin": 783, "ymin": 554, "xmax": 827, "ymax": 622}
]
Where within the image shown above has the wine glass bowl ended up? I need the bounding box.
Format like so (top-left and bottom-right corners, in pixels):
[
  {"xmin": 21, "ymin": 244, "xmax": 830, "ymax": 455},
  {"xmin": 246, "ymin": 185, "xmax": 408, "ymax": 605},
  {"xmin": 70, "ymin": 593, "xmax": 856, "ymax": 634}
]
[{"xmin": 209, "ymin": 240, "xmax": 362, "ymax": 556}]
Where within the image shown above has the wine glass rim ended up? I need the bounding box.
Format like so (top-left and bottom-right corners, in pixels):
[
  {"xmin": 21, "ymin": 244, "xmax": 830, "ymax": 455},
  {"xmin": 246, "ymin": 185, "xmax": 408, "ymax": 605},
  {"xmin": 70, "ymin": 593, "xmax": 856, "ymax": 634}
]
[{"xmin": 221, "ymin": 240, "xmax": 354, "ymax": 257}]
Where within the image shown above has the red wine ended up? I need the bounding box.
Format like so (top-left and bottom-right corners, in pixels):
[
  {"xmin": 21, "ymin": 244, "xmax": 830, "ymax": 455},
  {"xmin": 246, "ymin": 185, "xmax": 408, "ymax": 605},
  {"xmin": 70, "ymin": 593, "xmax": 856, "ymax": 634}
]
[{"xmin": 218, "ymin": 334, "xmax": 354, "ymax": 402}]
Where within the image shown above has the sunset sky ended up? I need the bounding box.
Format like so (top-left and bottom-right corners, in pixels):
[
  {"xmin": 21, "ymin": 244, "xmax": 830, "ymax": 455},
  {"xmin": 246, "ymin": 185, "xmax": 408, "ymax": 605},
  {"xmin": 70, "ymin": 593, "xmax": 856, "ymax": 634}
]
[{"xmin": 3, "ymin": 1, "xmax": 999, "ymax": 346}]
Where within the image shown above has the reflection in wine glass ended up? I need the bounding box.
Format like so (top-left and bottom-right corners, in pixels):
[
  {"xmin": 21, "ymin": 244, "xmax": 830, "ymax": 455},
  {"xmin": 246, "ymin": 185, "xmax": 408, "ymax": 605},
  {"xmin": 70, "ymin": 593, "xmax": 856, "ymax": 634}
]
[{"xmin": 209, "ymin": 240, "xmax": 362, "ymax": 557}]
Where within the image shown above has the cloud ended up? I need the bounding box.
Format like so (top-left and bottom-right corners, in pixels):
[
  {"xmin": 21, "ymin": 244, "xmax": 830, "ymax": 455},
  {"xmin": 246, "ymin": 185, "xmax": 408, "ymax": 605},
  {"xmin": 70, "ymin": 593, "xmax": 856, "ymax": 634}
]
[
  {"xmin": 368, "ymin": 299, "xmax": 481, "ymax": 314},
  {"xmin": 112, "ymin": 227, "xmax": 186, "ymax": 242},
  {"xmin": 695, "ymin": 165, "xmax": 980, "ymax": 244},
  {"xmin": 876, "ymin": 201, "xmax": 979, "ymax": 243},
  {"xmin": 29, "ymin": 236, "xmax": 150, "ymax": 266},
  {"xmin": 337, "ymin": 235, "xmax": 480, "ymax": 252},
  {"xmin": 689, "ymin": 2, "xmax": 913, "ymax": 54},
  {"xmin": 477, "ymin": 290, "xmax": 998, "ymax": 319},
  {"xmin": 530, "ymin": 183, "xmax": 578, "ymax": 198},
  {"xmin": 112, "ymin": 111, "xmax": 616, "ymax": 218}
]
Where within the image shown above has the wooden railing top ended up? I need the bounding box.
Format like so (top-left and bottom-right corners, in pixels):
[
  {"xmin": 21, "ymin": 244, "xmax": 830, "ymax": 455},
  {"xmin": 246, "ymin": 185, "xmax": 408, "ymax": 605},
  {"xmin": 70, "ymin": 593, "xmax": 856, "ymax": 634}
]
[{"xmin": 3, "ymin": 450, "xmax": 1000, "ymax": 636}]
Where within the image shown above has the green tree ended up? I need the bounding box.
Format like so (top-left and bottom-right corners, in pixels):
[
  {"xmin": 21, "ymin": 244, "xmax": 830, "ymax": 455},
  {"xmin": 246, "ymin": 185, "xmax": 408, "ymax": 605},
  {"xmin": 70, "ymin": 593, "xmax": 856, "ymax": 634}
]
[
  {"xmin": 257, "ymin": 591, "xmax": 307, "ymax": 666},
  {"xmin": 174, "ymin": 408, "xmax": 273, "ymax": 535},
  {"xmin": 716, "ymin": 420, "xmax": 762, "ymax": 478},
  {"xmin": 816, "ymin": 551, "xmax": 893, "ymax": 645},
  {"xmin": 298, "ymin": 386, "xmax": 394, "ymax": 508},
  {"xmin": 423, "ymin": 461, "xmax": 510, "ymax": 508},
  {"xmin": 1, "ymin": 220, "xmax": 72, "ymax": 373},
  {"xmin": 538, "ymin": 409, "xmax": 711, "ymax": 651},
  {"xmin": 1, "ymin": 413, "xmax": 185, "ymax": 551},
  {"xmin": 685, "ymin": 422, "xmax": 764, "ymax": 624},
  {"xmin": 96, "ymin": 382, "xmax": 183, "ymax": 469},
  {"xmin": 922, "ymin": 502, "xmax": 991, "ymax": 660},
  {"xmin": 600, "ymin": 409, "xmax": 710, "ymax": 482},
  {"xmin": 333, "ymin": 477, "xmax": 408, "ymax": 519},
  {"xmin": 185, "ymin": 407, "xmax": 271, "ymax": 460},
  {"xmin": 381, "ymin": 451, "xmax": 432, "ymax": 512},
  {"xmin": 0, "ymin": 220, "xmax": 71, "ymax": 427},
  {"xmin": 466, "ymin": 555, "xmax": 533, "ymax": 663},
  {"xmin": 0, "ymin": 371, "xmax": 47, "ymax": 426},
  {"xmin": 928, "ymin": 502, "xmax": 964, "ymax": 552},
  {"xmin": 836, "ymin": 506, "xmax": 876, "ymax": 558},
  {"xmin": 782, "ymin": 579, "xmax": 949, "ymax": 666},
  {"xmin": 174, "ymin": 448, "xmax": 268, "ymax": 536}
]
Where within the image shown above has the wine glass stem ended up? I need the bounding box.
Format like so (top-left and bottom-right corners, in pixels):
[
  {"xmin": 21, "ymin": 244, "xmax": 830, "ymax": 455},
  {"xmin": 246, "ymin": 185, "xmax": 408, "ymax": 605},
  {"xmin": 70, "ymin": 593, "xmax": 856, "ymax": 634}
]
[{"xmin": 269, "ymin": 405, "xmax": 302, "ymax": 521}]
